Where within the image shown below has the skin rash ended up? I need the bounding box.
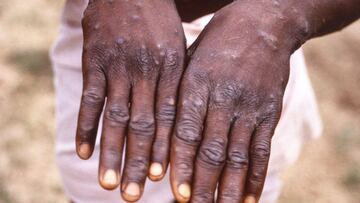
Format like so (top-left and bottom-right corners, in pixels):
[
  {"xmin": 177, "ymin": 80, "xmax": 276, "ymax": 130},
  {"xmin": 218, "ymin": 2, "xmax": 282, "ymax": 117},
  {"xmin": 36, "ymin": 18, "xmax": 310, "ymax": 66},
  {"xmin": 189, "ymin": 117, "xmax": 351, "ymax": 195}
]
[{"xmin": 75, "ymin": 0, "xmax": 360, "ymax": 202}]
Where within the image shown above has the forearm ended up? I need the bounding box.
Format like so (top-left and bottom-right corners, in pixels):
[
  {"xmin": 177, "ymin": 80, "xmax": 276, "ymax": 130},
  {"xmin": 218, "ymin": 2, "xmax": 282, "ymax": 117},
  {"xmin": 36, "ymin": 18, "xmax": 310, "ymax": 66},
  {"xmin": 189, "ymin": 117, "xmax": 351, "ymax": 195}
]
[
  {"xmin": 241, "ymin": 0, "xmax": 360, "ymax": 51},
  {"xmin": 293, "ymin": 0, "xmax": 360, "ymax": 41}
]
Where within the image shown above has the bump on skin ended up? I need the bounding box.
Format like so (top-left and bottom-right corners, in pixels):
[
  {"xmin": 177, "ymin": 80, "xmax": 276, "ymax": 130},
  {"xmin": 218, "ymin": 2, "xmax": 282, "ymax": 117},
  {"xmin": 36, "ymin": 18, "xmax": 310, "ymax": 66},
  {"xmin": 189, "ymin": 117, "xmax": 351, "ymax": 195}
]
[
  {"xmin": 168, "ymin": 98, "xmax": 175, "ymax": 105},
  {"xmin": 258, "ymin": 30, "xmax": 279, "ymax": 51}
]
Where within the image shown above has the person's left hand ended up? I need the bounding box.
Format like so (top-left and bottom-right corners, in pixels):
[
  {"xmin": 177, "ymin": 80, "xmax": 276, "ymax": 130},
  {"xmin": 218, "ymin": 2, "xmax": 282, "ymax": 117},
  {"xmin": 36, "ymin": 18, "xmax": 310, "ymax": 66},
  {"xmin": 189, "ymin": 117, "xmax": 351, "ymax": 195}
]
[{"xmin": 170, "ymin": 1, "xmax": 303, "ymax": 202}]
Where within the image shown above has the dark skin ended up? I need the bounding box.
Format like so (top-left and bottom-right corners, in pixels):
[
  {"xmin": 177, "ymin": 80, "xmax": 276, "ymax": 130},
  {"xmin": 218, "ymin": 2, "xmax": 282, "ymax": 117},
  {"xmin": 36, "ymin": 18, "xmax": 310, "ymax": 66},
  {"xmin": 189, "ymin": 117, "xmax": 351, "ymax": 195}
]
[
  {"xmin": 76, "ymin": 0, "xmax": 186, "ymax": 201},
  {"xmin": 171, "ymin": 1, "xmax": 360, "ymax": 202},
  {"xmin": 76, "ymin": 1, "xmax": 234, "ymax": 201},
  {"xmin": 75, "ymin": 0, "xmax": 360, "ymax": 202}
]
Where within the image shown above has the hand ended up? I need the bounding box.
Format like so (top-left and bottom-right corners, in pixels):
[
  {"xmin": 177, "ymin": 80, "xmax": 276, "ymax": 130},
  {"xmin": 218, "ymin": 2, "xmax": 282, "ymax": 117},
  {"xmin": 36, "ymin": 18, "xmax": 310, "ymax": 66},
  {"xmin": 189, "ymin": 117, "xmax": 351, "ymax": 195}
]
[
  {"xmin": 75, "ymin": 0, "xmax": 185, "ymax": 202},
  {"xmin": 170, "ymin": 1, "xmax": 300, "ymax": 202}
]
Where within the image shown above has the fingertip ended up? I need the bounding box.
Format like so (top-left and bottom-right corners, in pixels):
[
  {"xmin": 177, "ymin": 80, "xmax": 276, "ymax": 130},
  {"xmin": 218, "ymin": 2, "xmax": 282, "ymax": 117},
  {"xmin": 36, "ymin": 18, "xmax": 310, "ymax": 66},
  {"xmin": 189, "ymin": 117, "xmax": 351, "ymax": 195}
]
[
  {"xmin": 100, "ymin": 169, "xmax": 119, "ymax": 190},
  {"xmin": 77, "ymin": 143, "xmax": 92, "ymax": 160},
  {"xmin": 148, "ymin": 162, "xmax": 165, "ymax": 181},
  {"xmin": 244, "ymin": 195, "xmax": 257, "ymax": 203},
  {"xmin": 122, "ymin": 182, "xmax": 141, "ymax": 202},
  {"xmin": 177, "ymin": 183, "xmax": 191, "ymax": 202}
]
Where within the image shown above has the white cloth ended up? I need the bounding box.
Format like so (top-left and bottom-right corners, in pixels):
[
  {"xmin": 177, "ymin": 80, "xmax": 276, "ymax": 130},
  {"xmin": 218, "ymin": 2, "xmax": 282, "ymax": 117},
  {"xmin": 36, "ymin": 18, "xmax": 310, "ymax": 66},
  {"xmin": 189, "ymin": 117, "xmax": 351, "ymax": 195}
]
[{"xmin": 51, "ymin": 1, "xmax": 322, "ymax": 202}]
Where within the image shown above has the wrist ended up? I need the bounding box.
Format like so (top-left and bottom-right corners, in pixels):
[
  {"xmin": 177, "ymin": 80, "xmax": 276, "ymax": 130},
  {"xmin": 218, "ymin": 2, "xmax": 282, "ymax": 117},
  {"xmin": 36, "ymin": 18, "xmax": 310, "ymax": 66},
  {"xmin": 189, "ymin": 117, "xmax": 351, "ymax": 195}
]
[
  {"xmin": 231, "ymin": 0, "xmax": 360, "ymax": 49},
  {"xmin": 228, "ymin": 0, "xmax": 313, "ymax": 52}
]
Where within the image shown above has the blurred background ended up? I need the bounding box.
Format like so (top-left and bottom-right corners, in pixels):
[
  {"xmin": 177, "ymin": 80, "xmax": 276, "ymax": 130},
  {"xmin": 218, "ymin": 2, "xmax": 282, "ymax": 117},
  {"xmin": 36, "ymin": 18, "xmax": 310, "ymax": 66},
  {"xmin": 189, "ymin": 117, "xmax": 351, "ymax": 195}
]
[{"xmin": 0, "ymin": 0, "xmax": 359, "ymax": 202}]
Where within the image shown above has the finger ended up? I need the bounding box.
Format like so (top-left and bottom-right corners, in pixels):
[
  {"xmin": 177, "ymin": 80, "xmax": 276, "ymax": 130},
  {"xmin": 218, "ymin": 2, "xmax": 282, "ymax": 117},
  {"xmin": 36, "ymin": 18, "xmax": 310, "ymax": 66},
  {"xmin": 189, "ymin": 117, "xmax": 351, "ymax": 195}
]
[
  {"xmin": 191, "ymin": 108, "xmax": 233, "ymax": 203},
  {"xmin": 217, "ymin": 119, "xmax": 254, "ymax": 203},
  {"xmin": 150, "ymin": 49, "xmax": 184, "ymax": 181},
  {"xmin": 245, "ymin": 118, "xmax": 277, "ymax": 203},
  {"xmin": 121, "ymin": 76, "xmax": 157, "ymax": 202},
  {"xmin": 98, "ymin": 74, "xmax": 130, "ymax": 190},
  {"xmin": 170, "ymin": 72, "xmax": 209, "ymax": 202},
  {"xmin": 76, "ymin": 58, "xmax": 106, "ymax": 160}
]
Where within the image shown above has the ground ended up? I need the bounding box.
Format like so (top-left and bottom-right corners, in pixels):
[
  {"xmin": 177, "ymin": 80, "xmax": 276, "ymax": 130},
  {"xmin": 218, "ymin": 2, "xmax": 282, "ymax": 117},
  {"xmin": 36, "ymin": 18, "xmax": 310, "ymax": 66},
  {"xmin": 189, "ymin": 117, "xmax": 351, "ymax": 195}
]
[{"xmin": 0, "ymin": 1, "xmax": 359, "ymax": 202}]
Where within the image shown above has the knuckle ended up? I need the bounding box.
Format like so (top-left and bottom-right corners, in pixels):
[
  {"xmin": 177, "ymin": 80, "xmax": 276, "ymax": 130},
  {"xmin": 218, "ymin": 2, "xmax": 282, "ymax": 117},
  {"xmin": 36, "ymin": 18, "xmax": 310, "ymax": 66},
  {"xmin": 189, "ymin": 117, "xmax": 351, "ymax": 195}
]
[
  {"xmin": 210, "ymin": 95, "xmax": 232, "ymax": 109},
  {"xmin": 84, "ymin": 44, "xmax": 109, "ymax": 66},
  {"xmin": 198, "ymin": 138, "xmax": 226, "ymax": 167},
  {"xmin": 175, "ymin": 95, "xmax": 208, "ymax": 145},
  {"xmin": 163, "ymin": 49, "xmax": 180, "ymax": 71},
  {"xmin": 104, "ymin": 105, "xmax": 129, "ymax": 127},
  {"xmin": 251, "ymin": 141, "xmax": 271, "ymax": 162},
  {"xmin": 128, "ymin": 156, "xmax": 147, "ymax": 169},
  {"xmin": 81, "ymin": 88, "xmax": 104, "ymax": 107},
  {"xmin": 227, "ymin": 149, "xmax": 249, "ymax": 169},
  {"xmin": 264, "ymin": 97, "xmax": 281, "ymax": 110},
  {"xmin": 219, "ymin": 189, "xmax": 243, "ymax": 202},
  {"xmin": 156, "ymin": 102, "xmax": 176, "ymax": 125},
  {"xmin": 181, "ymin": 93, "xmax": 206, "ymax": 109},
  {"xmin": 129, "ymin": 116, "xmax": 155, "ymax": 137},
  {"xmin": 174, "ymin": 161, "xmax": 193, "ymax": 177},
  {"xmin": 209, "ymin": 83, "xmax": 239, "ymax": 110},
  {"xmin": 249, "ymin": 170, "xmax": 265, "ymax": 186},
  {"xmin": 237, "ymin": 85, "xmax": 265, "ymax": 107},
  {"xmin": 261, "ymin": 102, "xmax": 282, "ymax": 122},
  {"xmin": 158, "ymin": 49, "xmax": 182, "ymax": 84},
  {"xmin": 185, "ymin": 69, "xmax": 209, "ymax": 88},
  {"xmin": 125, "ymin": 156, "xmax": 148, "ymax": 180},
  {"xmin": 192, "ymin": 189, "xmax": 213, "ymax": 202},
  {"xmin": 175, "ymin": 117, "xmax": 202, "ymax": 145},
  {"xmin": 240, "ymin": 95, "xmax": 262, "ymax": 111},
  {"xmin": 135, "ymin": 46, "xmax": 154, "ymax": 76},
  {"xmin": 84, "ymin": 43, "xmax": 126, "ymax": 71},
  {"xmin": 93, "ymin": 45, "xmax": 107, "ymax": 57},
  {"xmin": 112, "ymin": 37, "xmax": 127, "ymax": 57}
]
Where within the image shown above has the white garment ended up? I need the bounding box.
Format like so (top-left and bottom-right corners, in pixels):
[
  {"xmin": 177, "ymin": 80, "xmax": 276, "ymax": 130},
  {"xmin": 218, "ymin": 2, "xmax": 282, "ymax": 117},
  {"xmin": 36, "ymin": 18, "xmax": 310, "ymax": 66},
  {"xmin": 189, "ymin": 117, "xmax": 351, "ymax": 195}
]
[{"xmin": 51, "ymin": 1, "xmax": 322, "ymax": 202}]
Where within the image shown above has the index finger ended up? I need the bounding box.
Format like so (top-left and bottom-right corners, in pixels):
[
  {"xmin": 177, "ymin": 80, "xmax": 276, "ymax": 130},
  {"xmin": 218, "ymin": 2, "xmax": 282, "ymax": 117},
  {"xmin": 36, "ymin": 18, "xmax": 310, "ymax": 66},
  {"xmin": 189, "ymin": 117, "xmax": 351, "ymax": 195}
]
[
  {"xmin": 76, "ymin": 56, "xmax": 106, "ymax": 160},
  {"xmin": 170, "ymin": 72, "xmax": 209, "ymax": 202}
]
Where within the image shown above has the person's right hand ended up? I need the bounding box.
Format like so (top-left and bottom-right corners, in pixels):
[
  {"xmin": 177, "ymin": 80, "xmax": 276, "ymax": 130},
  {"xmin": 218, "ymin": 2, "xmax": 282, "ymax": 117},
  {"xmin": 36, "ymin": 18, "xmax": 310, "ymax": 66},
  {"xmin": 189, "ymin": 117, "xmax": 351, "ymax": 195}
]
[{"xmin": 75, "ymin": 0, "xmax": 185, "ymax": 202}]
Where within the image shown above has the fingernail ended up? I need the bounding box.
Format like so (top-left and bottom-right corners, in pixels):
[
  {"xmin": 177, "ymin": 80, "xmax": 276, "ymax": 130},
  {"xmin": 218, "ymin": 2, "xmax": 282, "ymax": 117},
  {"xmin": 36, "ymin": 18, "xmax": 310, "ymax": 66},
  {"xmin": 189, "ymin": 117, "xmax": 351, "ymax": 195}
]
[
  {"xmin": 102, "ymin": 169, "xmax": 118, "ymax": 187},
  {"xmin": 244, "ymin": 196, "xmax": 257, "ymax": 203},
  {"xmin": 149, "ymin": 163, "xmax": 163, "ymax": 177},
  {"xmin": 124, "ymin": 182, "xmax": 140, "ymax": 199},
  {"xmin": 178, "ymin": 183, "xmax": 191, "ymax": 199},
  {"xmin": 78, "ymin": 143, "xmax": 91, "ymax": 159}
]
